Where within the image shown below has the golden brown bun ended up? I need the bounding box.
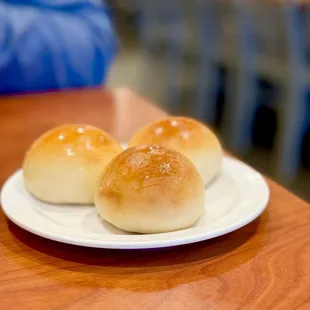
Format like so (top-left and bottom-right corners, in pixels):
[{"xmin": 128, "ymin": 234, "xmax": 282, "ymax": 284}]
[
  {"xmin": 94, "ymin": 145, "xmax": 205, "ymax": 233},
  {"xmin": 23, "ymin": 124, "xmax": 122, "ymax": 204},
  {"xmin": 128, "ymin": 117, "xmax": 223, "ymax": 185}
]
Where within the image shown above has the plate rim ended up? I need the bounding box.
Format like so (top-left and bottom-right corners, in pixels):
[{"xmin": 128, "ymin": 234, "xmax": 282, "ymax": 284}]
[{"xmin": 1, "ymin": 156, "xmax": 269, "ymax": 249}]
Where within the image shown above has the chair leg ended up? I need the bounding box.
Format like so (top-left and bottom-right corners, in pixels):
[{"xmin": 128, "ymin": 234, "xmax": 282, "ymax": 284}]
[
  {"xmin": 164, "ymin": 0, "xmax": 183, "ymax": 112},
  {"xmin": 276, "ymin": 80, "xmax": 306, "ymax": 183},
  {"xmin": 275, "ymin": 4, "xmax": 307, "ymax": 183},
  {"xmin": 194, "ymin": 0, "xmax": 219, "ymax": 126},
  {"xmin": 165, "ymin": 39, "xmax": 183, "ymax": 113},
  {"xmin": 222, "ymin": 1, "xmax": 258, "ymax": 154},
  {"xmin": 195, "ymin": 59, "xmax": 219, "ymax": 126},
  {"xmin": 223, "ymin": 69, "xmax": 258, "ymax": 154}
]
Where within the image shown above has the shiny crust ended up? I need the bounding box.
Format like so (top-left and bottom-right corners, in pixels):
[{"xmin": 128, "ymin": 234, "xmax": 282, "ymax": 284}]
[
  {"xmin": 95, "ymin": 145, "xmax": 205, "ymax": 233},
  {"xmin": 128, "ymin": 116, "xmax": 221, "ymax": 153},
  {"xmin": 24, "ymin": 124, "xmax": 122, "ymax": 163},
  {"xmin": 128, "ymin": 117, "xmax": 223, "ymax": 185},
  {"xmin": 23, "ymin": 124, "xmax": 122, "ymax": 204}
]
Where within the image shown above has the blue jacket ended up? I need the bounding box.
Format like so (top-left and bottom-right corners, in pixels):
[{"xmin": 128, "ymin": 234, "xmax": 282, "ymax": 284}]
[{"xmin": 0, "ymin": 0, "xmax": 117, "ymax": 94}]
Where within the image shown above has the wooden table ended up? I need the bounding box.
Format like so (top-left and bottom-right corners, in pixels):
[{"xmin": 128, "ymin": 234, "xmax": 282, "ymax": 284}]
[{"xmin": 0, "ymin": 88, "xmax": 309, "ymax": 310}]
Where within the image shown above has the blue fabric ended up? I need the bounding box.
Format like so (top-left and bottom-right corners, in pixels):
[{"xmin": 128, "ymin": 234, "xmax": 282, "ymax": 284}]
[{"xmin": 0, "ymin": 0, "xmax": 117, "ymax": 94}]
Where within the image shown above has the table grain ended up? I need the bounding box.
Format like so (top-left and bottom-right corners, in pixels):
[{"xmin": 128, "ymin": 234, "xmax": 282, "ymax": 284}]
[{"xmin": 0, "ymin": 88, "xmax": 309, "ymax": 310}]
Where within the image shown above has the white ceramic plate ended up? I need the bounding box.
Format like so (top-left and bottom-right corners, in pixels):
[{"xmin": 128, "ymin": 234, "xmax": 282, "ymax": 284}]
[{"xmin": 1, "ymin": 156, "xmax": 269, "ymax": 249}]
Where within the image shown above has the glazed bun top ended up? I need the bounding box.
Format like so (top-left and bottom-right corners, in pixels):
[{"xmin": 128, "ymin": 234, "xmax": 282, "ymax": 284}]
[
  {"xmin": 23, "ymin": 124, "xmax": 122, "ymax": 204},
  {"xmin": 24, "ymin": 124, "xmax": 122, "ymax": 160},
  {"xmin": 128, "ymin": 117, "xmax": 220, "ymax": 153},
  {"xmin": 94, "ymin": 145, "xmax": 205, "ymax": 233},
  {"xmin": 128, "ymin": 117, "xmax": 223, "ymax": 185}
]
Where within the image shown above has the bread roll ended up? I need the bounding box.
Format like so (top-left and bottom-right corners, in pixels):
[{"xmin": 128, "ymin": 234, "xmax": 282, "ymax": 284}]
[
  {"xmin": 23, "ymin": 124, "xmax": 122, "ymax": 204},
  {"xmin": 128, "ymin": 117, "xmax": 222, "ymax": 185},
  {"xmin": 95, "ymin": 145, "xmax": 205, "ymax": 233}
]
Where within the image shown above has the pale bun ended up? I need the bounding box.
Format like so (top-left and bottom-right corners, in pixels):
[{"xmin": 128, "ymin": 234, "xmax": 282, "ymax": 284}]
[
  {"xmin": 94, "ymin": 145, "xmax": 205, "ymax": 234},
  {"xmin": 23, "ymin": 124, "xmax": 122, "ymax": 204},
  {"xmin": 128, "ymin": 117, "xmax": 223, "ymax": 185}
]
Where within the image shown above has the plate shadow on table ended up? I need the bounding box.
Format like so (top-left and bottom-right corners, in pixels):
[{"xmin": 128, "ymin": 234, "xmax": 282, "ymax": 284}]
[
  {"xmin": 6, "ymin": 216, "xmax": 264, "ymax": 262},
  {"xmin": 6, "ymin": 217, "xmax": 262, "ymax": 268},
  {"xmin": 3, "ymin": 213, "xmax": 267, "ymax": 293}
]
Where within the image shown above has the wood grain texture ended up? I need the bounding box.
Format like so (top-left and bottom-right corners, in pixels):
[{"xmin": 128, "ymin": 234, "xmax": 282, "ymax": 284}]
[{"xmin": 0, "ymin": 88, "xmax": 309, "ymax": 310}]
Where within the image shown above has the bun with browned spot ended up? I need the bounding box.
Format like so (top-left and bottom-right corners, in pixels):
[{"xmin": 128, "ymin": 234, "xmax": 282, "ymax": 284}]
[{"xmin": 94, "ymin": 145, "xmax": 205, "ymax": 233}]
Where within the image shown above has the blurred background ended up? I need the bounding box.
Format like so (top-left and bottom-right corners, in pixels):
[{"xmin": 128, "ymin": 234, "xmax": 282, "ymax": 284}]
[{"xmin": 106, "ymin": 0, "xmax": 310, "ymax": 201}]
